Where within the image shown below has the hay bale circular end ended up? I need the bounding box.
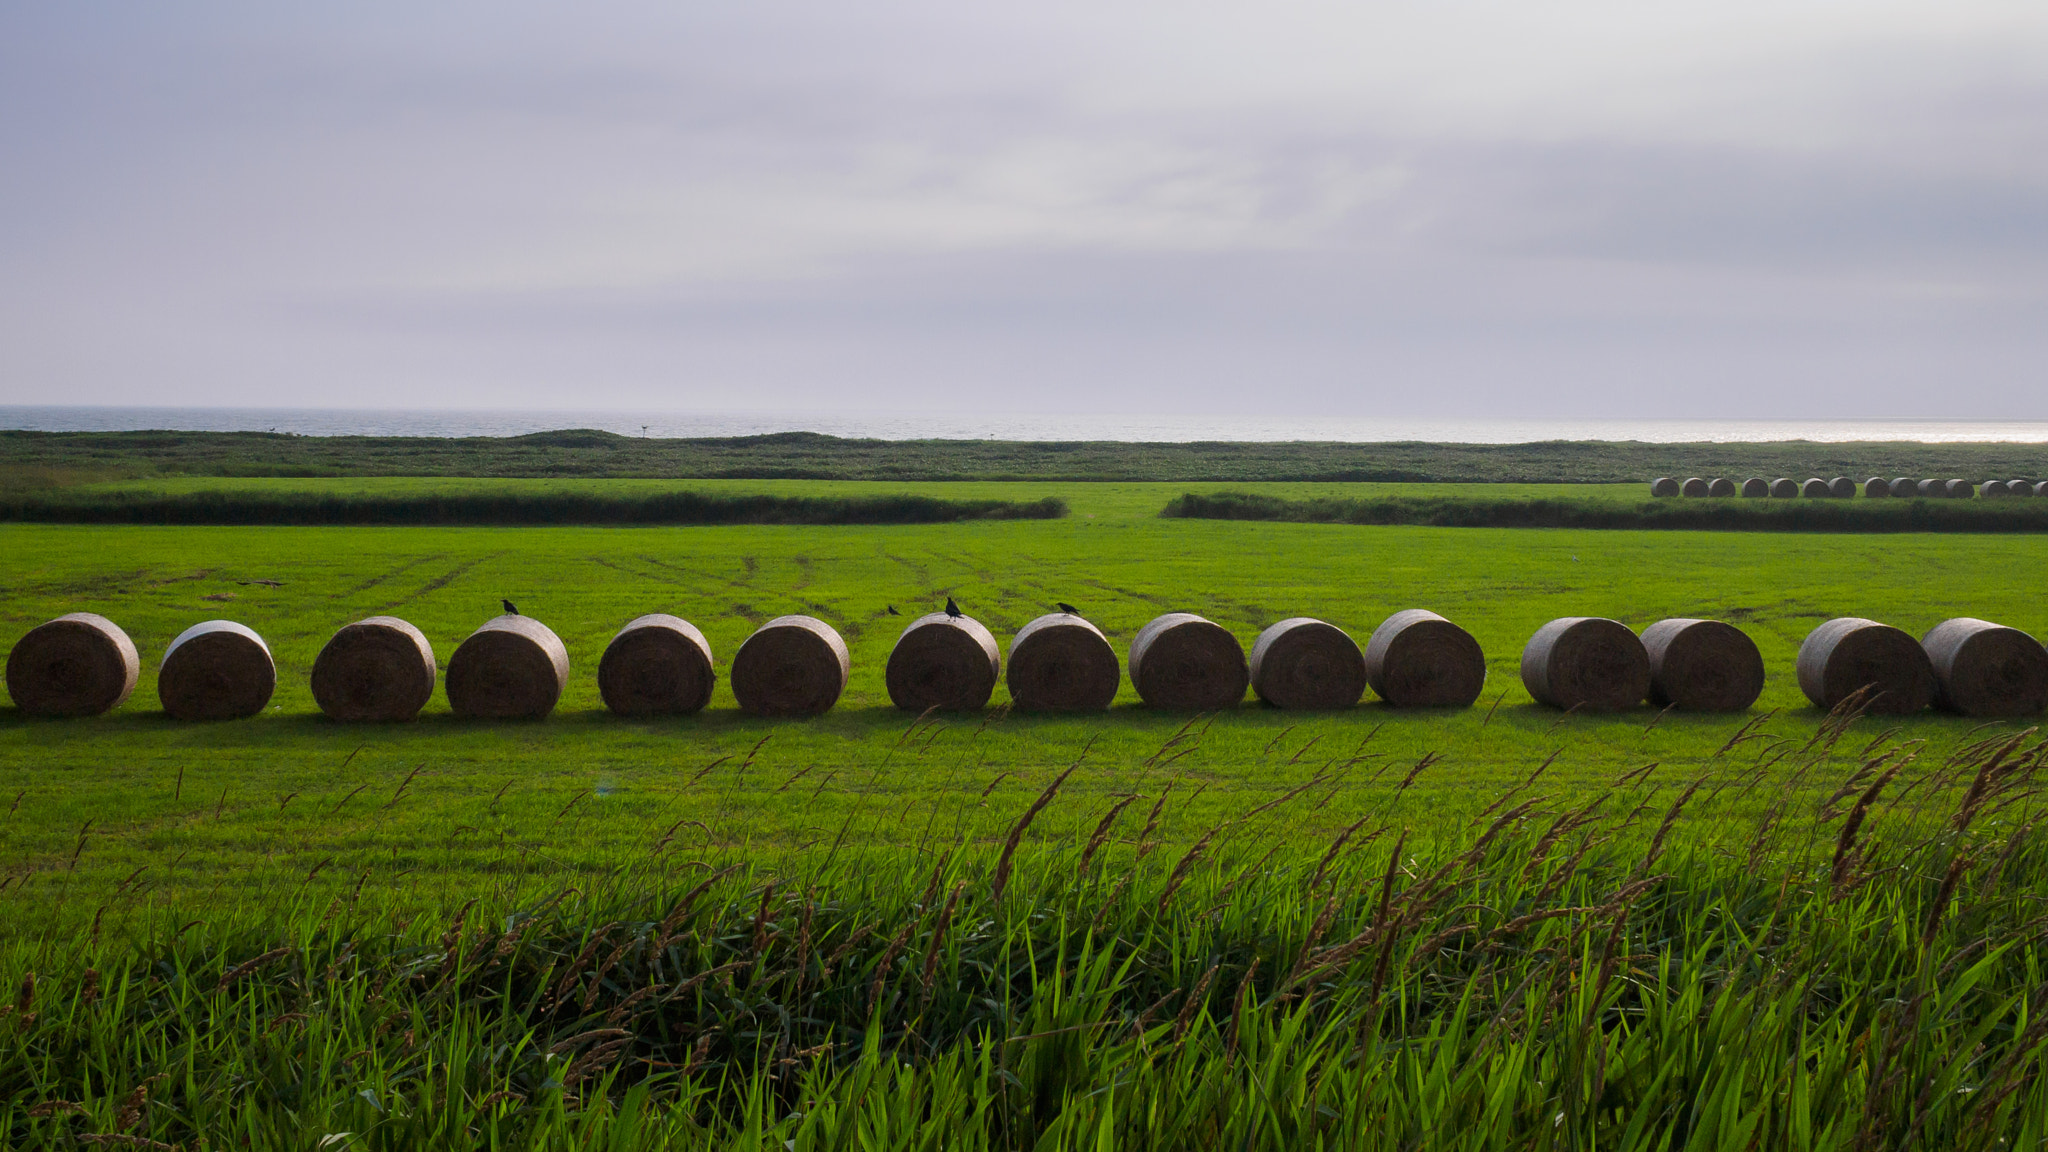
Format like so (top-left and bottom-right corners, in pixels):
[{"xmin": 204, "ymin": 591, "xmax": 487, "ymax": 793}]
[
  {"xmin": 1741, "ymin": 477, "xmax": 1769, "ymax": 497},
  {"xmin": 1796, "ymin": 618, "xmax": 1935, "ymax": 714},
  {"xmin": 1918, "ymin": 479, "xmax": 1946, "ymax": 498},
  {"xmin": 1520, "ymin": 617, "xmax": 1649, "ymax": 712},
  {"xmin": 886, "ymin": 613, "xmax": 1000, "ymax": 712},
  {"xmin": 445, "ymin": 614, "xmax": 570, "ymax": 720},
  {"xmin": 311, "ymin": 616, "xmax": 436, "ymax": 722},
  {"xmin": 1947, "ymin": 479, "xmax": 1975, "ymax": 499},
  {"xmin": 1801, "ymin": 478, "xmax": 1831, "ymax": 498},
  {"xmin": 1770, "ymin": 478, "xmax": 1799, "ymax": 498},
  {"xmin": 598, "ymin": 614, "xmax": 714, "ymax": 717},
  {"xmin": 1890, "ymin": 477, "xmax": 1916, "ymax": 498},
  {"xmin": 2034, "ymin": 482, "xmax": 2048, "ymax": 497},
  {"xmin": 159, "ymin": 620, "xmax": 276, "ymax": 721},
  {"xmin": 1640, "ymin": 618, "xmax": 1764, "ymax": 712},
  {"xmin": 2009, "ymin": 479, "xmax": 2036, "ymax": 495},
  {"xmin": 1863, "ymin": 477, "xmax": 1890, "ymax": 497},
  {"xmin": 1680, "ymin": 477, "xmax": 1709, "ymax": 497},
  {"xmin": 1249, "ymin": 618, "xmax": 1367, "ymax": 709},
  {"xmin": 1129, "ymin": 613, "xmax": 1248, "ymax": 710},
  {"xmin": 1363, "ymin": 609, "xmax": 1487, "ymax": 708},
  {"xmin": 731, "ymin": 615, "xmax": 849, "ymax": 717},
  {"xmin": 1829, "ymin": 477, "xmax": 1856, "ymax": 498},
  {"xmin": 1708, "ymin": 477, "xmax": 1736, "ymax": 497},
  {"xmin": 5, "ymin": 613, "xmax": 140, "ymax": 717},
  {"xmin": 1650, "ymin": 477, "xmax": 1680, "ymax": 497},
  {"xmin": 1006, "ymin": 613, "xmax": 1119, "ymax": 711},
  {"xmin": 1922, "ymin": 618, "xmax": 2048, "ymax": 717},
  {"xmin": 1981, "ymin": 480, "xmax": 2010, "ymax": 498}
]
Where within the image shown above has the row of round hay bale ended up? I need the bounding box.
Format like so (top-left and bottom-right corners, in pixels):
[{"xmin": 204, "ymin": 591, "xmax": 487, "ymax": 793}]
[
  {"xmin": 598, "ymin": 614, "xmax": 715, "ymax": 716},
  {"xmin": 312, "ymin": 616, "xmax": 437, "ymax": 721},
  {"xmin": 1980, "ymin": 480, "xmax": 2046, "ymax": 497},
  {"xmin": 1741, "ymin": 477, "xmax": 1770, "ymax": 497},
  {"xmin": 1521, "ymin": 617, "xmax": 1765, "ymax": 712},
  {"xmin": 1650, "ymin": 477, "xmax": 1741, "ymax": 498},
  {"xmin": 1921, "ymin": 618, "xmax": 2048, "ymax": 717},
  {"xmin": 1641, "ymin": 619, "xmax": 1765, "ymax": 711},
  {"xmin": 1796, "ymin": 618, "xmax": 1935, "ymax": 714},
  {"xmin": 1250, "ymin": 618, "xmax": 1367, "ymax": 709},
  {"xmin": 732, "ymin": 615, "xmax": 850, "ymax": 717},
  {"xmin": 1130, "ymin": 613, "xmax": 1250, "ymax": 710},
  {"xmin": 446, "ymin": 615, "xmax": 570, "ymax": 720},
  {"xmin": 887, "ymin": 612, "xmax": 1001, "ymax": 712},
  {"xmin": 4, "ymin": 612, "xmax": 140, "ymax": 717},
  {"xmin": 159, "ymin": 621, "xmax": 277, "ymax": 721},
  {"xmin": 1363, "ymin": 610, "xmax": 1488, "ymax": 708},
  {"xmin": 1007, "ymin": 612, "xmax": 1120, "ymax": 711}
]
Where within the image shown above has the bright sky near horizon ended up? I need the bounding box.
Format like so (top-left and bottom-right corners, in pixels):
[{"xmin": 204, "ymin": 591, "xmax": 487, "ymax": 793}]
[{"xmin": 2, "ymin": 2, "xmax": 2045, "ymax": 418}]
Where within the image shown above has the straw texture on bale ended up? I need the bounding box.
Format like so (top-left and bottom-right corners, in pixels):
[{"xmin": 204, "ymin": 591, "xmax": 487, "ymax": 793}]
[
  {"xmin": 1801, "ymin": 478, "xmax": 1830, "ymax": 498},
  {"xmin": 1248, "ymin": 618, "xmax": 1367, "ymax": 709},
  {"xmin": 1890, "ymin": 477, "xmax": 1916, "ymax": 497},
  {"xmin": 1796, "ymin": 618, "xmax": 1936, "ymax": 715},
  {"xmin": 730, "ymin": 615, "xmax": 850, "ymax": 717},
  {"xmin": 1741, "ymin": 477, "xmax": 1769, "ymax": 497},
  {"xmin": 1921, "ymin": 618, "xmax": 2048, "ymax": 718},
  {"xmin": 885, "ymin": 613, "xmax": 1000, "ymax": 712},
  {"xmin": 1829, "ymin": 477, "xmax": 1856, "ymax": 499},
  {"xmin": 445, "ymin": 614, "xmax": 570, "ymax": 720},
  {"xmin": 311, "ymin": 616, "xmax": 436, "ymax": 721},
  {"xmin": 1640, "ymin": 618, "xmax": 1764, "ymax": 712},
  {"xmin": 1708, "ymin": 477, "xmax": 1736, "ymax": 497},
  {"xmin": 2012, "ymin": 479, "xmax": 2039, "ymax": 495},
  {"xmin": 597, "ymin": 614, "xmax": 714, "ymax": 717},
  {"xmin": 1520, "ymin": 618, "xmax": 1650, "ymax": 711},
  {"xmin": 1982, "ymin": 480, "xmax": 2010, "ymax": 497},
  {"xmin": 1770, "ymin": 478, "xmax": 1799, "ymax": 498},
  {"xmin": 2035, "ymin": 482, "xmax": 2048, "ymax": 497},
  {"xmin": 5, "ymin": 612, "xmax": 139, "ymax": 717},
  {"xmin": 1650, "ymin": 477, "xmax": 1680, "ymax": 497},
  {"xmin": 1680, "ymin": 477, "xmax": 1709, "ymax": 497},
  {"xmin": 1864, "ymin": 477, "xmax": 1890, "ymax": 497},
  {"xmin": 1917, "ymin": 479, "xmax": 1945, "ymax": 497},
  {"xmin": 1128, "ymin": 612, "xmax": 1248, "ymax": 710},
  {"xmin": 1363, "ymin": 609, "xmax": 1488, "ymax": 708},
  {"xmin": 159, "ymin": 620, "xmax": 275, "ymax": 721},
  {"xmin": 1005, "ymin": 613, "xmax": 1120, "ymax": 712},
  {"xmin": 1947, "ymin": 479, "xmax": 1975, "ymax": 499}
]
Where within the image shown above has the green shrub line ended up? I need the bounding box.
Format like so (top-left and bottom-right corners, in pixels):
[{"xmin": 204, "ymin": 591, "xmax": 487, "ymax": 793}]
[{"xmin": 1162, "ymin": 490, "xmax": 2048, "ymax": 532}]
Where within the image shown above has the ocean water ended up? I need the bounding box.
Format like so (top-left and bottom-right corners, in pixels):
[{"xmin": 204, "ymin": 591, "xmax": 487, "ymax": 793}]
[{"xmin": 4, "ymin": 407, "xmax": 2048, "ymax": 444}]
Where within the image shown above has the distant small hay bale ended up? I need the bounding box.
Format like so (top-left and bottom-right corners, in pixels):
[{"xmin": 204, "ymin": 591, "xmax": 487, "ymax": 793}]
[
  {"xmin": 1918, "ymin": 479, "xmax": 1946, "ymax": 498},
  {"xmin": 1363, "ymin": 609, "xmax": 1487, "ymax": 708},
  {"xmin": 2034, "ymin": 482, "xmax": 2048, "ymax": 497},
  {"xmin": 2008, "ymin": 479, "xmax": 2035, "ymax": 494},
  {"xmin": 159, "ymin": 620, "xmax": 276, "ymax": 722},
  {"xmin": 1890, "ymin": 477, "xmax": 1917, "ymax": 498},
  {"xmin": 1796, "ymin": 618, "xmax": 1935, "ymax": 714},
  {"xmin": 1921, "ymin": 618, "xmax": 2048, "ymax": 718},
  {"xmin": 1770, "ymin": 478, "xmax": 1799, "ymax": 498},
  {"xmin": 5, "ymin": 612, "xmax": 139, "ymax": 717},
  {"xmin": 1249, "ymin": 618, "xmax": 1367, "ymax": 710},
  {"xmin": 1981, "ymin": 480, "xmax": 2010, "ymax": 498},
  {"xmin": 886, "ymin": 613, "xmax": 1000, "ymax": 712},
  {"xmin": 1006, "ymin": 613, "xmax": 1120, "ymax": 711},
  {"xmin": 311, "ymin": 616, "xmax": 436, "ymax": 722},
  {"xmin": 1129, "ymin": 612, "xmax": 1248, "ymax": 710},
  {"xmin": 1640, "ymin": 618, "xmax": 1764, "ymax": 712},
  {"xmin": 731, "ymin": 615, "xmax": 849, "ymax": 717},
  {"xmin": 598, "ymin": 614, "xmax": 714, "ymax": 717},
  {"xmin": 1829, "ymin": 477, "xmax": 1856, "ymax": 499},
  {"xmin": 445, "ymin": 614, "xmax": 570, "ymax": 720},
  {"xmin": 1863, "ymin": 477, "xmax": 1891, "ymax": 498},
  {"xmin": 1708, "ymin": 477, "xmax": 1736, "ymax": 497},
  {"xmin": 1741, "ymin": 477, "xmax": 1770, "ymax": 497},
  {"xmin": 1520, "ymin": 618, "xmax": 1650, "ymax": 712},
  {"xmin": 1680, "ymin": 477, "xmax": 1709, "ymax": 497},
  {"xmin": 1947, "ymin": 479, "xmax": 1975, "ymax": 499},
  {"xmin": 1650, "ymin": 477, "xmax": 1680, "ymax": 498},
  {"xmin": 1801, "ymin": 478, "xmax": 1831, "ymax": 498}
]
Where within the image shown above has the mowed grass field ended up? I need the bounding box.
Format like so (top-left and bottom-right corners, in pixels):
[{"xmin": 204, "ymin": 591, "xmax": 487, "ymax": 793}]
[{"xmin": 2, "ymin": 479, "xmax": 2042, "ymax": 933}]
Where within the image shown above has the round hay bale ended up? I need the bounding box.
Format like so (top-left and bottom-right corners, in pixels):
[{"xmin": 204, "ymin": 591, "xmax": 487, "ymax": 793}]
[
  {"xmin": 445, "ymin": 614, "xmax": 569, "ymax": 720},
  {"xmin": 1795, "ymin": 618, "xmax": 1935, "ymax": 714},
  {"xmin": 159, "ymin": 620, "xmax": 275, "ymax": 721},
  {"xmin": 1650, "ymin": 477, "xmax": 1680, "ymax": 498},
  {"xmin": 2033, "ymin": 482, "xmax": 2048, "ymax": 497},
  {"xmin": 1708, "ymin": 477, "xmax": 1736, "ymax": 497},
  {"xmin": 1863, "ymin": 477, "xmax": 1890, "ymax": 498},
  {"xmin": 1770, "ymin": 478, "xmax": 1799, "ymax": 498},
  {"xmin": 311, "ymin": 616, "xmax": 436, "ymax": 722},
  {"xmin": 1829, "ymin": 476, "xmax": 1856, "ymax": 499},
  {"xmin": 1921, "ymin": 618, "xmax": 2048, "ymax": 717},
  {"xmin": 2008, "ymin": 479, "xmax": 2034, "ymax": 494},
  {"xmin": 1890, "ymin": 477, "xmax": 1916, "ymax": 498},
  {"xmin": 598, "ymin": 614, "xmax": 714, "ymax": 717},
  {"xmin": 1249, "ymin": 618, "xmax": 1367, "ymax": 709},
  {"xmin": 1128, "ymin": 612, "xmax": 1248, "ymax": 711},
  {"xmin": 1947, "ymin": 479, "xmax": 1975, "ymax": 499},
  {"xmin": 1801, "ymin": 478, "xmax": 1830, "ymax": 498},
  {"xmin": 1363, "ymin": 609, "xmax": 1487, "ymax": 708},
  {"xmin": 5, "ymin": 613, "xmax": 140, "ymax": 717},
  {"xmin": 886, "ymin": 613, "xmax": 1000, "ymax": 712},
  {"xmin": 1981, "ymin": 480, "xmax": 2010, "ymax": 498},
  {"xmin": 1006, "ymin": 613, "xmax": 1119, "ymax": 711},
  {"xmin": 1680, "ymin": 477, "xmax": 1709, "ymax": 497},
  {"xmin": 730, "ymin": 615, "xmax": 849, "ymax": 717},
  {"xmin": 1741, "ymin": 477, "xmax": 1769, "ymax": 497},
  {"xmin": 1640, "ymin": 618, "xmax": 1764, "ymax": 712},
  {"xmin": 1519, "ymin": 618, "xmax": 1649, "ymax": 711},
  {"xmin": 1918, "ymin": 479, "xmax": 1946, "ymax": 498}
]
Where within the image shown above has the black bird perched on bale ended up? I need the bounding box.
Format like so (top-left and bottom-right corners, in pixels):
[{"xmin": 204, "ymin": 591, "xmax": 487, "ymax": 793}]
[
  {"xmin": 945, "ymin": 597, "xmax": 963, "ymax": 618},
  {"xmin": 502, "ymin": 599, "xmax": 520, "ymax": 616},
  {"xmin": 1057, "ymin": 602, "xmax": 1081, "ymax": 616},
  {"xmin": 886, "ymin": 605, "xmax": 900, "ymax": 616}
]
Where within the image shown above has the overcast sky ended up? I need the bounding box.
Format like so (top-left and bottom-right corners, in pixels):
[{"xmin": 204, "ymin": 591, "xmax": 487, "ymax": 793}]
[{"xmin": 3, "ymin": 1, "xmax": 2045, "ymax": 418}]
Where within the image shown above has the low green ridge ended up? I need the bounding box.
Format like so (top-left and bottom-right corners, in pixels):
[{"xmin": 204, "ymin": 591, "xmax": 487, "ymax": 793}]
[{"xmin": 1162, "ymin": 489, "xmax": 2048, "ymax": 531}]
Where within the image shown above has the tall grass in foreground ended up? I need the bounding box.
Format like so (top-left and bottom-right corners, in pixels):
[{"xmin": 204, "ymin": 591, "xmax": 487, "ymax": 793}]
[{"xmin": 3, "ymin": 709, "xmax": 2047, "ymax": 1149}]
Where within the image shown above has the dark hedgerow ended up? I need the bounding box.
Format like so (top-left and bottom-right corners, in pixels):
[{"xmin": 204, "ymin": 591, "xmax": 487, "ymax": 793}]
[{"xmin": 1160, "ymin": 490, "xmax": 2048, "ymax": 532}]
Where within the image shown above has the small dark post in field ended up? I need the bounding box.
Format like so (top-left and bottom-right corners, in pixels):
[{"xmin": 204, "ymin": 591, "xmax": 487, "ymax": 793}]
[
  {"xmin": 445, "ymin": 614, "xmax": 569, "ymax": 720},
  {"xmin": 1128, "ymin": 612, "xmax": 1249, "ymax": 710},
  {"xmin": 311, "ymin": 616, "xmax": 437, "ymax": 722},
  {"xmin": 1680, "ymin": 477, "xmax": 1709, "ymax": 497},
  {"xmin": 1828, "ymin": 476, "xmax": 1856, "ymax": 498},
  {"xmin": 885, "ymin": 612, "xmax": 1000, "ymax": 712},
  {"xmin": 158, "ymin": 620, "xmax": 276, "ymax": 721},
  {"xmin": 1947, "ymin": 479, "xmax": 1975, "ymax": 499},
  {"xmin": 1863, "ymin": 477, "xmax": 1890, "ymax": 497},
  {"xmin": 1918, "ymin": 478, "xmax": 1947, "ymax": 498},
  {"xmin": 1649, "ymin": 477, "xmax": 1680, "ymax": 497},
  {"xmin": 1640, "ymin": 618, "xmax": 1765, "ymax": 712},
  {"xmin": 1520, "ymin": 617, "xmax": 1650, "ymax": 711},
  {"xmin": 598, "ymin": 614, "xmax": 715, "ymax": 716},
  {"xmin": 1770, "ymin": 478, "xmax": 1799, "ymax": 498},
  {"xmin": 1362, "ymin": 609, "xmax": 1487, "ymax": 708},
  {"xmin": 1921, "ymin": 618, "xmax": 2048, "ymax": 717},
  {"xmin": 1796, "ymin": 618, "xmax": 1935, "ymax": 714},
  {"xmin": 1890, "ymin": 476, "xmax": 1916, "ymax": 497},
  {"xmin": 4, "ymin": 612, "xmax": 139, "ymax": 717},
  {"xmin": 1801, "ymin": 478, "xmax": 1831, "ymax": 498},
  {"xmin": 1707, "ymin": 477, "xmax": 1736, "ymax": 497},
  {"xmin": 1248, "ymin": 618, "xmax": 1367, "ymax": 709},
  {"xmin": 1005, "ymin": 613, "xmax": 1120, "ymax": 711},
  {"xmin": 730, "ymin": 615, "xmax": 848, "ymax": 717}
]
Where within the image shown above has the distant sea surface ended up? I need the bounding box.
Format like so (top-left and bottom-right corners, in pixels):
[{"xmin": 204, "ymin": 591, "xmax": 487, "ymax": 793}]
[{"xmin": 4, "ymin": 407, "xmax": 2047, "ymax": 444}]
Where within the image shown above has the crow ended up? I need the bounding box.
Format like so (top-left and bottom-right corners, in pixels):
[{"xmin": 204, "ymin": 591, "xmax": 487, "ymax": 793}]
[
  {"xmin": 502, "ymin": 599, "xmax": 520, "ymax": 615},
  {"xmin": 945, "ymin": 597, "xmax": 963, "ymax": 618},
  {"xmin": 886, "ymin": 605, "xmax": 901, "ymax": 616},
  {"xmin": 1056, "ymin": 602, "xmax": 1080, "ymax": 615}
]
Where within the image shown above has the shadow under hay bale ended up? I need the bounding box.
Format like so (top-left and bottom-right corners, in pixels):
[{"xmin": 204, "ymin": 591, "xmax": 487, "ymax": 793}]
[
  {"xmin": 1363, "ymin": 609, "xmax": 1487, "ymax": 708},
  {"xmin": 1796, "ymin": 618, "xmax": 1935, "ymax": 714},
  {"xmin": 1708, "ymin": 477, "xmax": 1736, "ymax": 497},
  {"xmin": 1680, "ymin": 477, "xmax": 1709, "ymax": 497},
  {"xmin": 1249, "ymin": 618, "xmax": 1367, "ymax": 709},
  {"xmin": 1770, "ymin": 478, "xmax": 1799, "ymax": 498},
  {"xmin": 311, "ymin": 616, "xmax": 436, "ymax": 722},
  {"xmin": 1947, "ymin": 479, "xmax": 1975, "ymax": 499},
  {"xmin": 1829, "ymin": 477, "xmax": 1856, "ymax": 498},
  {"xmin": 5, "ymin": 612, "xmax": 139, "ymax": 717},
  {"xmin": 730, "ymin": 615, "xmax": 849, "ymax": 717},
  {"xmin": 159, "ymin": 620, "xmax": 275, "ymax": 721},
  {"xmin": 1890, "ymin": 477, "xmax": 1917, "ymax": 498},
  {"xmin": 886, "ymin": 613, "xmax": 1000, "ymax": 712},
  {"xmin": 1864, "ymin": 477, "xmax": 1891, "ymax": 497},
  {"xmin": 1129, "ymin": 612, "xmax": 1248, "ymax": 710},
  {"xmin": 1520, "ymin": 617, "xmax": 1649, "ymax": 711},
  {"xmin": 1918, "ymin": 479, "xmax": 1947, "ymax": 498},
  {"xmin": 445, "ymin": 614, "xmax": 569, "ymax": 720},
  {"xmin": 1650, "ymin": 477, "xmax": 1680, "ymax": 497},
  {"xmin": 1006, "ymin": 613, "xmax": 1119, "ymax": 712},
  {"xmin": 1640, "ymin": 618, "xmax": 1764, "ymax": 712},
  {"xmin": 598, "ymin": 614, "xmax": 714, "ymax": 717},
  {"xmin": 1801, "ymin": 478, "xmax": 1831, "ymax": 498},
  {"xmin": 1921, "ymin": 618, "xmax": 2048, "ymax": 717},
  {"xmin": 1741, "ymin": 477, "xmax": 1769, "ymax": 497}
]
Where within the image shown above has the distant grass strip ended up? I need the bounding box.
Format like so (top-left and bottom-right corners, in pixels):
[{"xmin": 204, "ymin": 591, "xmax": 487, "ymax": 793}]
[
  {"xmin": 0, "ymin": 489, "xmax": 1067, "ymax": 526},
  {"xmin": 1162, "ymin": 489, "xmax": 2048, "ymax": 532}
]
